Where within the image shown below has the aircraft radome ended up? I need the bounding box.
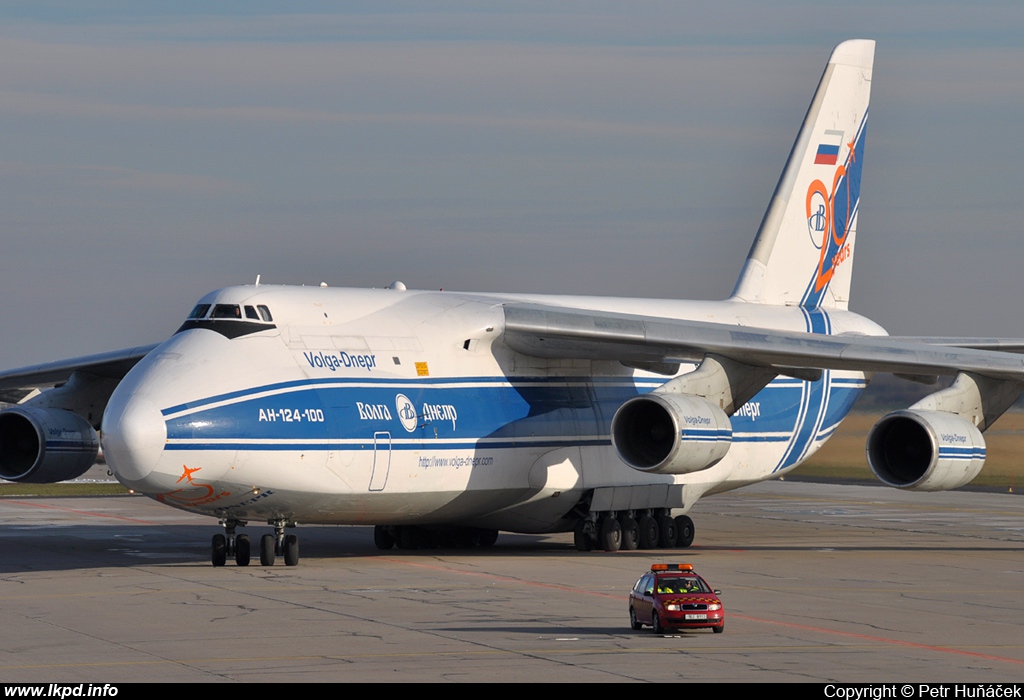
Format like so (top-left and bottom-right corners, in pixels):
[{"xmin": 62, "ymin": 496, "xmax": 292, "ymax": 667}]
[{"xmin": 2, "ymin": 39, "xmax": 1023, "ymax": 566}]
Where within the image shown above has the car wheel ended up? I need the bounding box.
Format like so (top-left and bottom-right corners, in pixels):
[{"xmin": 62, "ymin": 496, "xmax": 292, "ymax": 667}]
[
  {"xmin": 599, "ymin": 517, "xmax": 622, "ymax": 552},
  {"xmin": 652, "ymin": 611, "xmax": 664, "ymax": 634},
  {"xmin": 630, "ymin": 607, "xmax": 642, "ymax": 631},
  {"xmin": 675, "ymin": 515, "xmax": 695, "ymax": 548},
  {"xmin": 620, "ymin": 516, "xmax": 639, "ymax": 550},
  {"xmin": 713, "ymin": 622, "xmax": 724, "ymax": 634}
]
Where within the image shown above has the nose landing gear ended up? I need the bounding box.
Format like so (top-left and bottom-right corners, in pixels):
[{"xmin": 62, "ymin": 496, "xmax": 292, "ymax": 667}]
[
  {"xmin": 212, "ymin": 518, "xmax": 298, "ymax": 566},
  {"xmin": 212, "ymin": 519, "xmax": 250, "ymax": 566},
  {"xmin": 259, "ymin": 520, "xmax": 299, "ymax": 566}
]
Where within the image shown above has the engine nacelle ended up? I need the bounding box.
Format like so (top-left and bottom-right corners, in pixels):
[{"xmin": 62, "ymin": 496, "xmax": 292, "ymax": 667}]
[
  {"xmin": 0, "ymin": 407, "xmax": 99, "ymax": 483},
  {"xmin": 611, "ymin": 393, "xmax": 732, "ymax": 475},
  {"xmin": 866, "ymin": 409, "xmax": 985, "ymax": 491}
]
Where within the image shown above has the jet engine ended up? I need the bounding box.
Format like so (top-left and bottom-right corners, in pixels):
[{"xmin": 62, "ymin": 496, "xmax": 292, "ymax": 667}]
[
  {"xmin": 611, "ymin": 393, "xmax": 732, "ymax": 475},
  {"xmin": 0, "ymin": 407, "xmax": 99, "ymax": 483},
  {"xmin": 866, "ymin": 409, "xmax": 985, "ymax": 491}
]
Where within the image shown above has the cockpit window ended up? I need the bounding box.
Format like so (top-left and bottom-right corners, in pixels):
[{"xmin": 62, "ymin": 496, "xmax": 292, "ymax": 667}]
[
  {"xmin": 211, "ymin": 304, "xmax": 241, "ymax": 319},
  {"xmin": 176, "ymin": 301, "xmax": 276, "ymax": 339}
]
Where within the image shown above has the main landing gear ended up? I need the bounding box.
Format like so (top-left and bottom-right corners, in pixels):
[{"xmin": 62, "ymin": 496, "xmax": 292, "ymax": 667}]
[
  {"xmin": 212, "ymin": 518, "xmax": 299, "ymax": 567},
  {"xmin": 574, "ymin": 512, "xmax": 695, "ymax": 552}
]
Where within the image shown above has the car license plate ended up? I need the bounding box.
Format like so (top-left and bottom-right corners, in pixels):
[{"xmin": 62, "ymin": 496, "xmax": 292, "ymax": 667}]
[{"xmin": 684, "ymin": 613, "xmax": 707, "ymax": 620}]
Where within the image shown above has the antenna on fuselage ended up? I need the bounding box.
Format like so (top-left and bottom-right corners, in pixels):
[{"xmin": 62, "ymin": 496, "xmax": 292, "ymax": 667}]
[{"xmin": 255, "ymin": 274, "xmax": 261, "ymax": 287}]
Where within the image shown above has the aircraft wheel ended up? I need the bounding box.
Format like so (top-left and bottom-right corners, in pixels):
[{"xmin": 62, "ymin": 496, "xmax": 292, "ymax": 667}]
[
  {"xmin": 373, "ymin": 525, "xmax": 395, "ymax": 550},
  {"xmin": 396, "ymin": 526, "xmax": 418, "ymax": 550},
  {"xmin": 652, "ymin": 611, "xmax": 664, "ymax": 635},
  {"xmin": 235, "ymin": 534, "xmax": 251, "ymax": 566},
  {"xmin": 417, "ymin": 528, "xmax": 441, "ymax": 549},
  {"xmin": 573, "ymin": 521, "xmax": 593, "ymax": 551},
  {"xmin": 620, "ymin": 516, "xmax": 640, "ymax": 550},
  {"xmin": 675, "ymin": 515, "xmax": 695, "ymax": 548},
  {"xmin": 599, "ymin": 517, "xmax": 622, "ymax": 552},
  {"xmin": 658, "ymin": 516, "xmax": 678, "ymax": 548},
  {"xmin": 260, "ymin": 534, "xmax": 276, "ymax": 565},
  {"xmin": 211, "ymin": 534, "xmax": 227, "ymax": 567},
  {"xmin": 283, "ymin": 534, "xmax": 299, "ymax": 566},
  {"xmin": 629, "ymin": 607, "xmax": 642, "ymax": 631},
  {"xmin": 638, "ymin": 515, "xmax": 660, "ymax": 549},
  {"xmin": 477, "ymin": 528, "xmax": 499, "ymax": 548}
]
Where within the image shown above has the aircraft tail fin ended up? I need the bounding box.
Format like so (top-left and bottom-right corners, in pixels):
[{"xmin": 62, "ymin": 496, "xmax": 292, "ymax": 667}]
[{"xmin": 730, "ymin": 39, "xmax": 874, "ymax": 311}]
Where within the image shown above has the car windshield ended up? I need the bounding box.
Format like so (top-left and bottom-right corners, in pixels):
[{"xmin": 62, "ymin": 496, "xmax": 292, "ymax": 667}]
[{"xmin": 655, "ymin": 576, "xmax": 708, "ymax": 594}]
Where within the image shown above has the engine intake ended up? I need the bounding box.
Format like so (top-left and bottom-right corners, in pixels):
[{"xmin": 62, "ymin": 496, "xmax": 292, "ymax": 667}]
[
  {"xmin": 866, "ymin": 409, "xmax": 985, "ymax": 491},
  {"xmin": 611, "ymin": 394, "xmax": 732, "ymax": 474},
  {"xmin": 0, "ymin": 407, "xmax": 99, "ymax": 483}
]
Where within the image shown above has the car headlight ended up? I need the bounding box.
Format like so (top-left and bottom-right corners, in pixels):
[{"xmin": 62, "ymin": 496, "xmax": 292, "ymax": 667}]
[
  {"xmin": 707, "ymin": 603, "xmax": 722, "ymax": 611},
  {"xmin": 665, "ymin": 604, "xmax": 680, "ymax": 611}
]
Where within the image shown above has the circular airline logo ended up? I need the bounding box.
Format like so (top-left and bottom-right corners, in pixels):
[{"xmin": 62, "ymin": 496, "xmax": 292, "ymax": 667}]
[
  {"xmin": 395, "ymin": 394, "xmax": 417, "ymax": 433},
  {"xmin": 806, "ymin": 186, "xmax": 828, "ymax": 250}
]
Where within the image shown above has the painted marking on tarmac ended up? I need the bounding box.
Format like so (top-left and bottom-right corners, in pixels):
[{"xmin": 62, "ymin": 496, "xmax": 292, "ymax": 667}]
[{"xmin": 1, "ymin": 499, "xmax": 158, "ymax": 525}]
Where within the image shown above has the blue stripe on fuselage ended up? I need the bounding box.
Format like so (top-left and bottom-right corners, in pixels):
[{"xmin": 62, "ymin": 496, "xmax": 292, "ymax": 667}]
[{"xmin": 161, "ymin": 374, "xmax": 864, "ymax": 461}]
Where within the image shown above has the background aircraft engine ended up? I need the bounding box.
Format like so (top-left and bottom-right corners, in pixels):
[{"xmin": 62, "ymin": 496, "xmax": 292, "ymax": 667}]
[
  {"xmin": 0, "ymin": 407, "xmax": 99, "ymax": 483},
  {"xmin": 611, "ymin": 393, "xmax": 732, "ymax": 475},
  {"xmin": 866, "ymin": 409, "xmax": 985, "ymax": 491}
]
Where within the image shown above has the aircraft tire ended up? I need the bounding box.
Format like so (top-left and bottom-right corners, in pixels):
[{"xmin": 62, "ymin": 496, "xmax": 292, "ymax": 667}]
[
  {"xmin": 477, "ymin": 528, "xmax": 499, "ymax": 548},
  {"xmin": 620, "ymin": 516, "xmax": 640, "ymax": 550},
  {"xmin": 283, "ymin": 534, "xmax": 299, "ymax": 566},
  {"xmin": 573, "ymin": 521, "xmax": 592, "ymax": 551},
  {"xmin": 675, "ymin": 515, "xmax": 695, "ymax": 548},
  {"xmin": 396, "ymin": 526, "xmax": 417, "ymax": 550},
  {"xmin": 658, "ymin": 516, "xmax": 678, "ymax": 548},
  {"xmin": 638, "ymin": 515, "xmax": 659, "ymax": 549},
  {"xmin": 235, "ymin": 534, "xmax": 251, "ymax": 566},
  {"xmin": 211, "ymin": 534, "xmax": 227, "ymax": 567},
  {"xmin": 260, "ymin": 534, "xmax": 276, "ymax": 566},
  {"xmin": 599, "ymin": 517, "xmax": 622, "ymax": 552},
  {"xmin": 373, "ymin": 525, "xmax": 395, "ymax": 550}
]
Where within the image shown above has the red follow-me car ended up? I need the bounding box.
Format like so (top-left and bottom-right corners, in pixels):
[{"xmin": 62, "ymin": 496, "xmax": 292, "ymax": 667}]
[{"xmin": 629, "ymin": 563, "xmax": 725, "ymax": 634}]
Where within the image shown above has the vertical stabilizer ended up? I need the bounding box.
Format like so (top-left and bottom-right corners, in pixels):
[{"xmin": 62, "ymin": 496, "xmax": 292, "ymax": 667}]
[{"xmin": 730, "ymin": 39, "xmax": 874, "ymax": 310}]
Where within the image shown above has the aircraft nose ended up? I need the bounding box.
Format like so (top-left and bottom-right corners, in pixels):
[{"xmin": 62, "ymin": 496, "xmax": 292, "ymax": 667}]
[{"xmin": 102, "ymin": 386, "xmax": 167, "ymax": 487}]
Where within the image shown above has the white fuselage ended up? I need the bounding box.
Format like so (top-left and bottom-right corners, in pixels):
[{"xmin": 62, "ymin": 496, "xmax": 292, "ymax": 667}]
[{"xmin": 100, "ymin": 285, "xmax": 884, "ymax": 533}]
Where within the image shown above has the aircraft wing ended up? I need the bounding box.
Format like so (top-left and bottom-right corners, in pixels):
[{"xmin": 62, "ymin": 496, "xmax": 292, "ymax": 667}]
[
  {"xmin": 887, "ymin": 338, "xmax": 1024, "ymax": 354},
  {"xmin": 0, "ymin": 344, "xmax": 157, "ymax": 403},
  {"xmin": 502, "ymin": 304, "xmax": 1024, "ymax": 380}
]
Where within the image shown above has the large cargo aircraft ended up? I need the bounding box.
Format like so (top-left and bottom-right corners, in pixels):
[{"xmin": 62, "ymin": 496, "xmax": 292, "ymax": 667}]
[{"xmin": 2, "ymin": 40, "xmax": 1022, "ymax": 567}]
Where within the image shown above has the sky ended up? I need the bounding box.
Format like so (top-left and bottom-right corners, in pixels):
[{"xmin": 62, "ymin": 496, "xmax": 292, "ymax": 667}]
[{"xmin": 1, "ymin": 2, "xmax": 1022, "ymax": 368}]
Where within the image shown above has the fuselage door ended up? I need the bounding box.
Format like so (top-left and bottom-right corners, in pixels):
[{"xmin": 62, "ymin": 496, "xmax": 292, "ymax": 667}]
[{"xmin": 369, "ymin": 431, "xmax": 391, "ymax": 491}]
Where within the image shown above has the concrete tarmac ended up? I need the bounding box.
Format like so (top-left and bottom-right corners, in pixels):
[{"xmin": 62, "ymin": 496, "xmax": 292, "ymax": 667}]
[{"xmin": 1, "ymin": 481, "xmax": 1023, "ymax": 683}]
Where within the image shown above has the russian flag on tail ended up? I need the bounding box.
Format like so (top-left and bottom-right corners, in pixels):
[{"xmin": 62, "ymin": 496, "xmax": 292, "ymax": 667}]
[{"xmin": 814, "ymin": 129, "xmax": 845, "ymax": 165}]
